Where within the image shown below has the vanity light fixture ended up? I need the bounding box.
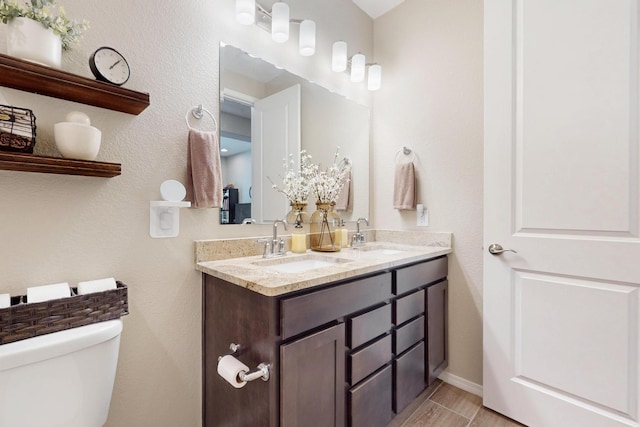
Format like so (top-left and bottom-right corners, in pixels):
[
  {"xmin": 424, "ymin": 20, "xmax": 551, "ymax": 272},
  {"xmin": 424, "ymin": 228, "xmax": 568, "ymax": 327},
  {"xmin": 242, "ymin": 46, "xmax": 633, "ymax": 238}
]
[
  {"xmin": 299, "ymin": 19, "xmax": 316, "ymax": 56},
  {"xmin": 332, "ymin": 41, "xmax": 348, "ymax": 72},
  {"xmin": 350, "ymin": 53, "xmax": 366, "ymax": 83},
  {"xmin": 271, "ymin": 2, "xmax": 290, "ymax": 43},
  {"xmin": 235, "ymin": 0, "xmax": 316, "ymax": 56},
  {"xmin": 235, "ymin": 0, "xmax": 256, "ymax": 25},
  {"xmin": 367, "ymin": 64, "xmax": 382, "ymax": 91}
]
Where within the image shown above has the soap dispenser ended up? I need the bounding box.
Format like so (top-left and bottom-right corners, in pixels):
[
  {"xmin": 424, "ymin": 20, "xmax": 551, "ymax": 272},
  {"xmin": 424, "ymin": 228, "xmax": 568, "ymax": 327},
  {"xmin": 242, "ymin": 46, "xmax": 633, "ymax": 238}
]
[{"xmin": 291, "ymin": 219, "xmax": 307, "ymax": 254}]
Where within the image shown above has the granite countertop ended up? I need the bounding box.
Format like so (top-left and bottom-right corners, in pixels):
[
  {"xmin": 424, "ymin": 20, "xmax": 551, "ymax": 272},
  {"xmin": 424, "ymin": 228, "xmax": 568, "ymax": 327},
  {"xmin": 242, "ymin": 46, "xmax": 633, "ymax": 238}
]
[{"xmin": 195, "ymin": 230, "xmax": 452, "ymax": 297}]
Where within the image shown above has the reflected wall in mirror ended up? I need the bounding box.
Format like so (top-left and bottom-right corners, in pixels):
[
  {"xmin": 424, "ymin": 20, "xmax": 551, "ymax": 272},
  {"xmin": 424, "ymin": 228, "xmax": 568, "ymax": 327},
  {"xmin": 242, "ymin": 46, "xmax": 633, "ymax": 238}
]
[{"xmin": 219, "ymin": 43, "xmax": 370, "ymax": 225}]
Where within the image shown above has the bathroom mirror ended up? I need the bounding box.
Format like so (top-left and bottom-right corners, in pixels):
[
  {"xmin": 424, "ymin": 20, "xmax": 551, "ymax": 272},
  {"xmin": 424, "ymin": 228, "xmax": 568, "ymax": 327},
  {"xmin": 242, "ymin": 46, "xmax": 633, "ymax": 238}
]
[{"xmin": 219, "ymin": 43, "xmax": 370, "ymax": 225}]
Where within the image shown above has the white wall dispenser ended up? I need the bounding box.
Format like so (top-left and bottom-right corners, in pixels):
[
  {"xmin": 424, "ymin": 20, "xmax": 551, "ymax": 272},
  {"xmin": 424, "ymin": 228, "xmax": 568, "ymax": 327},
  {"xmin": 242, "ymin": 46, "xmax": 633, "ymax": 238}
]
[{"xmin": 150, "ymin": 180, "xmax": 191, "ymax": 238}]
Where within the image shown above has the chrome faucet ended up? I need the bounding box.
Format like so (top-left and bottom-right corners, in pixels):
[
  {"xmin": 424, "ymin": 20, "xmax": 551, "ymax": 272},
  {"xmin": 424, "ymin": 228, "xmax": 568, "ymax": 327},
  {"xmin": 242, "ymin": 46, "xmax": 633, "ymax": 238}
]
[
  {"xmin": 352, "ymin": 217, "xmax": 369, "ymax": 248},
  {"xmin": 259, "ymin": 219, "xmax": 288, "ymax": 257}
]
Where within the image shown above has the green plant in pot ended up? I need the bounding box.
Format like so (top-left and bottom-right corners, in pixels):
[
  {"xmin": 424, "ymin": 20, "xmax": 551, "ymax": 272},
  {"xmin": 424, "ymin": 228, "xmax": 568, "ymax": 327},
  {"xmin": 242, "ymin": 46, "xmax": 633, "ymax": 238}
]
[{"xmin": 0, "ymin": 0, "xmax": 89, "ymax": 68}]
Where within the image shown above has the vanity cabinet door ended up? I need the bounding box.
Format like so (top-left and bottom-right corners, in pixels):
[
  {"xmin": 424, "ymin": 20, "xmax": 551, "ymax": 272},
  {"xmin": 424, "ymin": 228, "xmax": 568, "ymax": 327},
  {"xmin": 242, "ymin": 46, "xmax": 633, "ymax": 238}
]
[
  {"xmin": 427, "ymin": 280, "xmax": 448, "ymax": 384},
  {"xmin": 394, "ymin": 342, "xmax": 426, "ymax": 414},
  {"xmin": 349, "ymin": 365, "xmax": 393, "ymax": 427},
  {"xmin": 280, "ymin": 323, "xmax": 345, "ymax": 427}
]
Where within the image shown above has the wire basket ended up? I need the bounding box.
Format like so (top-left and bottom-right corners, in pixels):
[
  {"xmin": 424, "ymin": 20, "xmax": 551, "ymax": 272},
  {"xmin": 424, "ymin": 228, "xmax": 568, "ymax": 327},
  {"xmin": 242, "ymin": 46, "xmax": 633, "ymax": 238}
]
[
  {"xmin": 0, "ymin": 104, "xmax": 37, "ymax": 154},
  {"xmin": 0, "ymin": 281, "xmax": 129, "ymax": 345}
]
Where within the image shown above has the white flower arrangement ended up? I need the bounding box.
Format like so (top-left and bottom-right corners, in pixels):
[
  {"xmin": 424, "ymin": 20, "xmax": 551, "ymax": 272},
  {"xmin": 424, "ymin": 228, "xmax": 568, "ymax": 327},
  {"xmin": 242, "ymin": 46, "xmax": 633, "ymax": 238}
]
[
  {"xmin": 270, "ymin": 147, "xmax": 351, "ymax": 205},
  {"xmin": 269, "ymin": 150, "xmax": 313, "ymax": 204},
  {"xmin": 308, "ymin": 147, "xmax": 351, "ymax": 204},
  {"xmin": 0, "ymin": 0, "xmax": 89, "ymax": 50}
]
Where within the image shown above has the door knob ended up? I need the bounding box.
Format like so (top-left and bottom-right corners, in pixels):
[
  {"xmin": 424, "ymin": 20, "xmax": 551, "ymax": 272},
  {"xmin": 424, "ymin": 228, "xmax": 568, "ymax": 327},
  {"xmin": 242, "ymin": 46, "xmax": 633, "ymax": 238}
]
[{"xmin": 488, "ymin": 243, "xmax": 517, "ymax": 255}]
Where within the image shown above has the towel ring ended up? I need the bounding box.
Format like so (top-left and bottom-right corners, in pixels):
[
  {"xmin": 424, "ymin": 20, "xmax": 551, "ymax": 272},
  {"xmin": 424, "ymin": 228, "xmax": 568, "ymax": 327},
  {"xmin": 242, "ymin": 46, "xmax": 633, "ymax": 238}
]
[
  {"xmin": 185, "ymin": 105, "xmax": 218, "ymax": 132},
  {"xmin": 395, "ymin": 146, "xmax": 416, "ymax": 163}
]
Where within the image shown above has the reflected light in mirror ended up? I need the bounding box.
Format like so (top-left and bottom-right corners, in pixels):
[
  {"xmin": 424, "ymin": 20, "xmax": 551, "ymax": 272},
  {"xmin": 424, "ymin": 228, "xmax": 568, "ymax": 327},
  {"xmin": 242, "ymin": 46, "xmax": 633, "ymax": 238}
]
[{"xmin": 235, "ymin": 0, "xmax": 256, "ymax": 25}]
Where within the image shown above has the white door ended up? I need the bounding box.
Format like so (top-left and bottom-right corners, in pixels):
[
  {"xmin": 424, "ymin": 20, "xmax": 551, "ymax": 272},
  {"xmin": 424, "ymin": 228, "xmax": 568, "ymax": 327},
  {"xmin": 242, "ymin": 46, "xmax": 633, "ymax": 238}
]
[
  {"xmin": 484, "ymin": 1, "xmax": 640, "ymax": 426},
  {"xmin": 252, "ymin": 84, "xmax": 301, "ymax": 224}
]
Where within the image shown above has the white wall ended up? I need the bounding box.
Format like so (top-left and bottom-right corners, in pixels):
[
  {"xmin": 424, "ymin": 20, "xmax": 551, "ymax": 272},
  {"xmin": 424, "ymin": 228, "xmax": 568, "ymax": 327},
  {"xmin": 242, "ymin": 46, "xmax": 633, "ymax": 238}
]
[
  {"xmin": 0, "ymin": 1, "xmax": 372, "ymax": 426},
  {"xmin": 373, "ymin": 0, "xmax": 484, "ymax": 385}
]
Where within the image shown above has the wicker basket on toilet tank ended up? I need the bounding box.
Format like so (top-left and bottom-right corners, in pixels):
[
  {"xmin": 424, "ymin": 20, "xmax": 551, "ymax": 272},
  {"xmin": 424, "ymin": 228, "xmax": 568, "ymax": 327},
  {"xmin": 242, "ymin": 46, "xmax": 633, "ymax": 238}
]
[{"xmin": 0, "ymin": 281, "xmax": 128, "ymax": 345}]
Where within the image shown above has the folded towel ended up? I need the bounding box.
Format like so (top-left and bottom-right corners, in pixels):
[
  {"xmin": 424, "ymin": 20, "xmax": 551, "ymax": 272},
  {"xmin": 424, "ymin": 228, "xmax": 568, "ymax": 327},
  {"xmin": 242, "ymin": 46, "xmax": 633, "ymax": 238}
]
[
  {"xmin": 77, "ymin": 277, "xmax": 117, "ymax": 295},
  {"xmin": 393, "ymin": 162, "xmax": 416, "ymax": 210},
  {"xmin": 335, "ymin": 171, "xmax": 352, "ymax": 211},
  {"xmin": 27, "ymin": 282, "xmax": 70, "ymax": 303},
  {"xmin": 185, "ymin": 128, "xmax": 223, "ymax": 209},
  {"xmin": 0, "ymin": 293, "xmax": 10, "ymax": 309}
]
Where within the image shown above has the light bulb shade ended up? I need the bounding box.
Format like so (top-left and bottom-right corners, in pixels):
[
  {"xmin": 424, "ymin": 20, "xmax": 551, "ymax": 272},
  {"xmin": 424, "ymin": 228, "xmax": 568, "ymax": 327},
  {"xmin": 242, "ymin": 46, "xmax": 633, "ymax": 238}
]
[
  {"xmin": 235, "ymin": 0, "xmax": 256, "ymax": 25},
  {"xmin": 271, "ymin": 2, "xmax": 290, "ymax": 43},
  {"xmin": 367, "ymin": 64, "xmax": 382, "ymax": 91},
  {"xmin": 350, "ymin": 54, "xmax": 366, "ymax": 82},
  {"xmin": 299, "ymin": 20, "xmax": 316, "ymax": 56},
  {"xmin": 332, "ymin": 41, "xmax": 347, "ymax": 72}
]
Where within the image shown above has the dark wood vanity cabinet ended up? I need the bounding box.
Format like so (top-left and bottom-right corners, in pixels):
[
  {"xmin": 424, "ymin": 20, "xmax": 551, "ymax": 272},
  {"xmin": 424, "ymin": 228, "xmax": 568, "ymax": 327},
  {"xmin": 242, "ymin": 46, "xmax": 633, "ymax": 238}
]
[{"xmin": 202, "ymin": 255, "xmax": 448, "ymax": 427}]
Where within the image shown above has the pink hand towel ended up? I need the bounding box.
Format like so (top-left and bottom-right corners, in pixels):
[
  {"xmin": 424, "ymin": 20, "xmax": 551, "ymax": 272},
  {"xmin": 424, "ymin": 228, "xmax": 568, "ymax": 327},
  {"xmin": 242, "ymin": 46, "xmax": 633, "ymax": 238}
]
[
  {"xmin": 393, "ymin": 162, "xmax": 416, "ymax": 210},
  {"xmin": 185, "ymin": 129, "xmax": 223, "ymax": 208}
]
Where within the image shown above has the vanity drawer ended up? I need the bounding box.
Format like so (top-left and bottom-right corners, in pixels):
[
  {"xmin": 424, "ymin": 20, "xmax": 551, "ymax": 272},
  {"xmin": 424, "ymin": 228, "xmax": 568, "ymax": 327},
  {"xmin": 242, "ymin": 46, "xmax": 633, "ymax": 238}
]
[
  {"xmin": 394, "ymin": 257, "xmax": 448, "ymax": 295},
  {"xmin": 350, "ymin": 334, "xmax": 392, "ymax": 385},
  {"xmin": 394, "ymin": 342, "xmax": 426, "ymax": 413},
  {"xmin": 349, "ymin": 303, "xmax": 392, "ymax": 349},
  {"xmin": 394, "ymin": 289, "xmax": 425, "ymax": 326},
  {"xmin": 281, "ymin": 272, "xmax": 392, "ymax": 339},
  {"xmin": 349, "ymin": 365, "xmax": 393, "ymax": 427},
  {"xmin": 394, "ymin": 315, "xmax": 424, "ymax": 355}
]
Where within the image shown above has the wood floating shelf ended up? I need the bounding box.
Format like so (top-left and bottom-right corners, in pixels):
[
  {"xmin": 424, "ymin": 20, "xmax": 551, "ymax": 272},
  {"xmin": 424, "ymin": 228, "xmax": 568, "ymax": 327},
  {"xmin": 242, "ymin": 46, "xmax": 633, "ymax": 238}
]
[
  {"xmin": 0, "ymin": 53, "xmax": 149, "ymax": 115},
  {"xmin": 0, "ymin": 152, "xmax": 121, "ymax": 178}
]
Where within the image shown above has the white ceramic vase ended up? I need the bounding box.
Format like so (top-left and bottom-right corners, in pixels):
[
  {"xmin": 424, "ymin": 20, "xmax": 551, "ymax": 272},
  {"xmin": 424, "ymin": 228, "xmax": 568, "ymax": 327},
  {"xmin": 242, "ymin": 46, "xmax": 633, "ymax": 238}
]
[{"xmin": 6, "ymin": 17, "xmax": 62, "ymax": 68}]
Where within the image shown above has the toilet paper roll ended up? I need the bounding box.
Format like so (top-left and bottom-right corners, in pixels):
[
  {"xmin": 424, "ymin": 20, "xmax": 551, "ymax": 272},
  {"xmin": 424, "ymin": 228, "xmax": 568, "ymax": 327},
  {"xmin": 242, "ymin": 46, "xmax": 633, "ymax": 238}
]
[
  {"xmin": 217, "ymin": 355, "xmax": 250, "ymax": 389},
  {"xmin": 27, "ymin": 282, "xmax": 71, "ymax": 303},
  {"xmin": 0, "ymin": 293, "xmax": 10, "ymax": 309},
  {"xmin": 77, "ymin": 277, "xmax": 117, "ymax": 295}
]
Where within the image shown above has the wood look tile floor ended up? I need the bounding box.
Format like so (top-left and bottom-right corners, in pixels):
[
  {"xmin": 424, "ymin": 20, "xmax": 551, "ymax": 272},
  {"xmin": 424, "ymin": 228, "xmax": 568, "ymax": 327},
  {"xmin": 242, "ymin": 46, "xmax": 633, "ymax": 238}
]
[{"xmin": 388, "ymin": 380, "xmax": 527, "ymax": 427}]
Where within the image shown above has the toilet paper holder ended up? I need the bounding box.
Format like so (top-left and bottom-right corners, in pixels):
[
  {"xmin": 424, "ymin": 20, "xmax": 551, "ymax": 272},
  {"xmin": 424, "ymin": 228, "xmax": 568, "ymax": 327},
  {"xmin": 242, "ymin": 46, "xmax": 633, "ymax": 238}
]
[{"xmin": 218, "ymin": 343, "xmax": 270, "ymax": 382}]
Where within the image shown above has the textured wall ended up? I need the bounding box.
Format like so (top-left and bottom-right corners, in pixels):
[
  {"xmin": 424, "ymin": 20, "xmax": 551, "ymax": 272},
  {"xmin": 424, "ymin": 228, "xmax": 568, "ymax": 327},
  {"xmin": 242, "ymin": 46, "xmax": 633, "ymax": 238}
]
[
  {"xmin": 372, "ymin": 0, "xmax": 484, "ymax": 385},
  {"xmin": 0, "ymin": 1, "xmax": 372, "ymax": 426}
]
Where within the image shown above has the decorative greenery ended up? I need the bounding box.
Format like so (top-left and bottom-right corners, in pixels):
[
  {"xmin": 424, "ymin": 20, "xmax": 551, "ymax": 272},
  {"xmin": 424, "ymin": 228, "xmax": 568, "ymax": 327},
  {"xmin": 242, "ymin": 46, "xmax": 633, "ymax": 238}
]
[{"xmin": 0, "ymin": 0, "xmax": 89, "ymax": 50}]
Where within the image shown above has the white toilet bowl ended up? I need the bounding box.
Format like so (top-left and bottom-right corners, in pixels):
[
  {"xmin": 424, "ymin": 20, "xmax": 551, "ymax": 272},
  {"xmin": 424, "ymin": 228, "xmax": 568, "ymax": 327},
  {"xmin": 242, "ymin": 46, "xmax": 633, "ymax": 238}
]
[{"xmin": 0, "ymin": 319, "xmax": 123, "ymax": 427}]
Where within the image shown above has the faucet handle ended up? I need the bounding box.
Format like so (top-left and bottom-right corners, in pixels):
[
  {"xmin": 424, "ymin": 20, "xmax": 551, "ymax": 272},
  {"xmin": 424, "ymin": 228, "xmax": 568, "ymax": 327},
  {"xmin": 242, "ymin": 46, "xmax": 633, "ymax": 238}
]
[{"xmin": 257, "ymin": 238, "xmax": 271, "ymax": 257}]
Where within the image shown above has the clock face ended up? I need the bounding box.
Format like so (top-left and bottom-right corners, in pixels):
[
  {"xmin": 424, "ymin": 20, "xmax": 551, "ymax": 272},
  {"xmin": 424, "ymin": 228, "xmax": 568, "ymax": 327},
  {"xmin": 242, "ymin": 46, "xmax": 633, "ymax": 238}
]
[{"xmin": 89, "ymin": 47, "xmax": 130, "ymax": 86}]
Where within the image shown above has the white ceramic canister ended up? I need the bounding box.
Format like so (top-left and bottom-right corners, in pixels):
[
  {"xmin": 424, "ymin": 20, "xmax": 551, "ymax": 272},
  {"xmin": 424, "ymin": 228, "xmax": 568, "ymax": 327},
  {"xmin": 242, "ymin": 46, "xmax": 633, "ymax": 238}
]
[{"xmin": 6, "ymin": 17, "xmax": 62, "ymax": 68}]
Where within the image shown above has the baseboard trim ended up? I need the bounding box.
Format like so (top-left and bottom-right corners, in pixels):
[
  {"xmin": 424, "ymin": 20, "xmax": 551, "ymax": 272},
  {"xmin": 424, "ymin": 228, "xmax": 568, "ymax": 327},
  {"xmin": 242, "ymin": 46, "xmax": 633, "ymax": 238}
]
[{"xmin": 438, "ymin": 371, "xmax": 483, "ymax": 397}]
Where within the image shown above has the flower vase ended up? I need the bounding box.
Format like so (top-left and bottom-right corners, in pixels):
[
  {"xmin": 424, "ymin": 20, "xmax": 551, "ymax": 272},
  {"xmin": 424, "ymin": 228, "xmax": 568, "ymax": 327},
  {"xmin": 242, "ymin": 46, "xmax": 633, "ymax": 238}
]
[
  {"xmin": 286, "ymin": 202, "xmax": 310, "ymax": 225},
  {"xmin": 310, "ymin": 202, "xmax": 341, "ymax": 252},
  {"xmin": 6, "ymin": 17, "xmax": 62, "ymax": 68}
]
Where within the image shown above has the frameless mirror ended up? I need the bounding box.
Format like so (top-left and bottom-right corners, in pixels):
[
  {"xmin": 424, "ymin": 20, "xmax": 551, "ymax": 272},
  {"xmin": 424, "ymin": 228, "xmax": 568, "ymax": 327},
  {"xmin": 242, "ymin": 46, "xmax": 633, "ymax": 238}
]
[{"xmin": 219, "ymin": 43, "xmax": 370, "ymax": 225}]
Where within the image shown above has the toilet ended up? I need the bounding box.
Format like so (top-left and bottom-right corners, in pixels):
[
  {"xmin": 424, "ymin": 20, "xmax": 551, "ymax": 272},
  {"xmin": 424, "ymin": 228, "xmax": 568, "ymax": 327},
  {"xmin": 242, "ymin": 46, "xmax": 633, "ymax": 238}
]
[{"xmin": 0, "ymin": 319, "xmax": 123, "ymax": 427}]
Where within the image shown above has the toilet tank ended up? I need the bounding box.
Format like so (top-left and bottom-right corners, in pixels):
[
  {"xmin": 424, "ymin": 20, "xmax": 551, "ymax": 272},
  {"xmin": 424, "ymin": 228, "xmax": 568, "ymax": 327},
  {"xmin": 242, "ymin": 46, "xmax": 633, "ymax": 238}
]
[{"xmin": 0, "ymin": 319, "xmax": 123, "ymax": 427}]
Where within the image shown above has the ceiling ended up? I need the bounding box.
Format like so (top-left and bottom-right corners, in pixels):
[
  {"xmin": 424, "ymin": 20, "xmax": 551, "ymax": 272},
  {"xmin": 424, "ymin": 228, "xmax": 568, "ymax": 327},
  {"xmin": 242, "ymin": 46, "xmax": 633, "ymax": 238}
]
[{"xmin": 351, "ymin": 0, "xmax": 405, "ymax": 19}]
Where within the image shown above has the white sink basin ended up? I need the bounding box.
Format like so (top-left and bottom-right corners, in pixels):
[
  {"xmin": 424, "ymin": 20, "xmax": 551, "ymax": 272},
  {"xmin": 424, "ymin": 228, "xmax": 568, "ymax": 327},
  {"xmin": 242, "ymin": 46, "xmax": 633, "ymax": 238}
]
[{"xmin": 253, "ymin": 254, "xmax": 351, "ymax": 274}]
